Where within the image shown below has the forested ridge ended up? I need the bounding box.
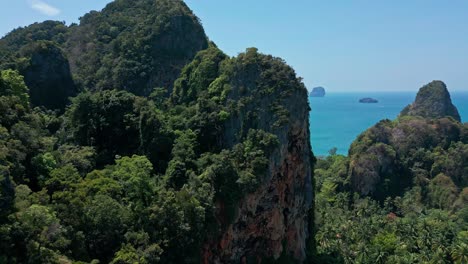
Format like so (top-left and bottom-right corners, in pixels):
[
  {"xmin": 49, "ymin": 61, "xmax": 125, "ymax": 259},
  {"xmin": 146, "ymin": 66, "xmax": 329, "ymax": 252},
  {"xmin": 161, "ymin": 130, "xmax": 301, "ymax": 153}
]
[{"xmin": 0, "ymin": 0, "xmax": 313, "ymax": 263}]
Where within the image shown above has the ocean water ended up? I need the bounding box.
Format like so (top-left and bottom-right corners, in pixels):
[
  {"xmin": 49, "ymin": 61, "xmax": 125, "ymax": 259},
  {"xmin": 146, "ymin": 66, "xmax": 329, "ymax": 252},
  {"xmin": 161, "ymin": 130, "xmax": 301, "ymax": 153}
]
[{"xmin": 309, "ymin": 91, "xmax": 468, "ymax": 157}]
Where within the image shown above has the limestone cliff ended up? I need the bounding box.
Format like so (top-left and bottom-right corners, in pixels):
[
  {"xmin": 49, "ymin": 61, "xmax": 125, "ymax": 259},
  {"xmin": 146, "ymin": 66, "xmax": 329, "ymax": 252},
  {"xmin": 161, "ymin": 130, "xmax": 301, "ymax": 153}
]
[
  {"xmin": 202, "ymin": 48, "xmax": 314, "ymax": 263},
  {"xmin": 400, "ymin": 80, "xmax": 461, "ymax": 122}
]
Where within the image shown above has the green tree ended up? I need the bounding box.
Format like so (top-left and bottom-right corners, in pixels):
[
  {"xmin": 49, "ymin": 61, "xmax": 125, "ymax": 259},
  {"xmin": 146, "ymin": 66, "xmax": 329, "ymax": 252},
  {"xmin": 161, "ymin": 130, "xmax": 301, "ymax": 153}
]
[
  {"xmin": 83, "ymin": 194, "xmax": 132, "ymax": 262},
  {"xmin": 427, "ymin": 174, "xmax": 458, "ymax": 210},
  {"xmin": 112, "ymin": 155, "xmax": 154, "ymax": 206},
  {"xmin": 45, "ymin": 165, "xmax": 81, "ymax": 195},
  {"xmin": 0, "ymin": 69, "xmax": 29, "ymax": 107},
  {"xmin": 13, "ymin": 204, "xmax": 70, "ymax": 263}
]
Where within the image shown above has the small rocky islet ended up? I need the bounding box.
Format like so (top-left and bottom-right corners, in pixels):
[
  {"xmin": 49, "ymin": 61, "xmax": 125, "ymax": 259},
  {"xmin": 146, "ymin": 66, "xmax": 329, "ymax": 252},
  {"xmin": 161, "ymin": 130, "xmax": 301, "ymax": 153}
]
[
  {"xmin": 310, "ymin": 86, "xmax": 326, "ymax": 97},
  {"xmin": 359, "ymin": 97, "xmax": 379, "ymax": 103}
]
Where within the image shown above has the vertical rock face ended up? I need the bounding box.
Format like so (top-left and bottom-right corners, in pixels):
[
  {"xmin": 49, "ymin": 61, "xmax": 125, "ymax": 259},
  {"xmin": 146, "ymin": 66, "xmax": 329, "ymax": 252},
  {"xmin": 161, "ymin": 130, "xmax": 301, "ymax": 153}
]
[
  {"xmin": 203, "ymin": 49, "xmax": 314, "ymax": 263},
  {"xmin": 400, "ymin": 80, "xmax": 461, "ymax": 122}
]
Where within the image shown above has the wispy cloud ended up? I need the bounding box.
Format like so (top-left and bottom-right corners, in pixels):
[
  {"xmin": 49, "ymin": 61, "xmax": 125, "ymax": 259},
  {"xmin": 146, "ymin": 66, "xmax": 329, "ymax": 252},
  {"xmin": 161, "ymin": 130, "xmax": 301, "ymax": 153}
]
[{"xmin": 29, "ymin": 0, "xmax": 61, "ymax": 16}]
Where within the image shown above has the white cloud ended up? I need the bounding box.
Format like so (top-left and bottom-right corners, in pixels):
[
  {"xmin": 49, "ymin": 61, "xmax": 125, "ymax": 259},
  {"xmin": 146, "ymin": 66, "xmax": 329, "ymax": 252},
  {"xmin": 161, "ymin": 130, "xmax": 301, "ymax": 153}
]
[{"xmin": 29, "ymin": 0, "xmax": 61, "ymax": 16}]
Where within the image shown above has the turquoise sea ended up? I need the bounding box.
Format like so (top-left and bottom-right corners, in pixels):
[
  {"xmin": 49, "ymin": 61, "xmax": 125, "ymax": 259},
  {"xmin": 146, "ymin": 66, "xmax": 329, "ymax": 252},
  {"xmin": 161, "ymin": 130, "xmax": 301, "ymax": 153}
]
[{"xmin": 309, "ymin": 91, "xmax": 468, "ymax": 157}]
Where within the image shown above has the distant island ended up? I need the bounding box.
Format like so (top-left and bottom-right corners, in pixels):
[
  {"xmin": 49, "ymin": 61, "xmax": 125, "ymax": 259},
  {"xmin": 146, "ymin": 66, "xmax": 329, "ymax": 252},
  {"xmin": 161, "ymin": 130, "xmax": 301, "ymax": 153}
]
[
  {"xmin": 359, "ymin": 97, "xmax": 378, "ymax": 103},
  {"xmin": 310, "ymin": 87, "xmax": 326, "ymax": 97}
]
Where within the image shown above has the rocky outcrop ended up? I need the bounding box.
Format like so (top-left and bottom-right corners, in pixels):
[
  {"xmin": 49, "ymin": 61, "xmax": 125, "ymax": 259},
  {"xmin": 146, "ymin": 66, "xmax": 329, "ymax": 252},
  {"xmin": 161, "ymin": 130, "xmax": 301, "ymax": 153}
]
[
  {"xmin": 202, "ymin": 48, "xmax": 314, "ymax": 263},
  {"xmin": 400, "ymin": 80, "xmax": 461, "ymax": 122},
  {"xmin": 310, "ymin": 87, "xmax": 325, "ymax": 97}
]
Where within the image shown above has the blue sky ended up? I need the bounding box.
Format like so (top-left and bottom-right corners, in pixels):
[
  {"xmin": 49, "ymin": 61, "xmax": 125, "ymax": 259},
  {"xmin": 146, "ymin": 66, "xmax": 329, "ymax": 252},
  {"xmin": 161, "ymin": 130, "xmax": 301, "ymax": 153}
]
[{"xmin": 1, "ymin": 0, "xmax": 467, "ymax": 92}]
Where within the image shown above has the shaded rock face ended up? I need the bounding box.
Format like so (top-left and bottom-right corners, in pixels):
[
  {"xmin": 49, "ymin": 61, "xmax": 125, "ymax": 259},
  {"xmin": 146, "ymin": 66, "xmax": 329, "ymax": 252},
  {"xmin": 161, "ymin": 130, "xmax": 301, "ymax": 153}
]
[
  {"xmin": 310, "ymin": 86, "xmax": 325, "ymax": 97},
  {"xmin": 203, "ymin": 50, "xmax": 314, "ymax": 263},
  {"xmin": 400, "ymin": 80, "xmax": 461, "ymax": 122},
  {"xmin": 18, "ymin": 41, "xmax": 77, "ymax": 111}
]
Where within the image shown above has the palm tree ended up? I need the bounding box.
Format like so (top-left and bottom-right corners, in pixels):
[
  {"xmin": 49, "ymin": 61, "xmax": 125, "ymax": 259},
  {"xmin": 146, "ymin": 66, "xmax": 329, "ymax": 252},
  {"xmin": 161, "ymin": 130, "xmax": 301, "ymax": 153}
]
[{"xmin": 451, "ymin": 243, "xmax": 468, "ymax": 264}]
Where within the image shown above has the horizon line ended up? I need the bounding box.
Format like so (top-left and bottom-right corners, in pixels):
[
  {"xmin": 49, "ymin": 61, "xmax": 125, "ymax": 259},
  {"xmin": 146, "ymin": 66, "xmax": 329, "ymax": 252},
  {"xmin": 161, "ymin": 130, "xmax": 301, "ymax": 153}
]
[{"xmin": 310, "ymin": 90, "xmax": 468, "ymax": 93}]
